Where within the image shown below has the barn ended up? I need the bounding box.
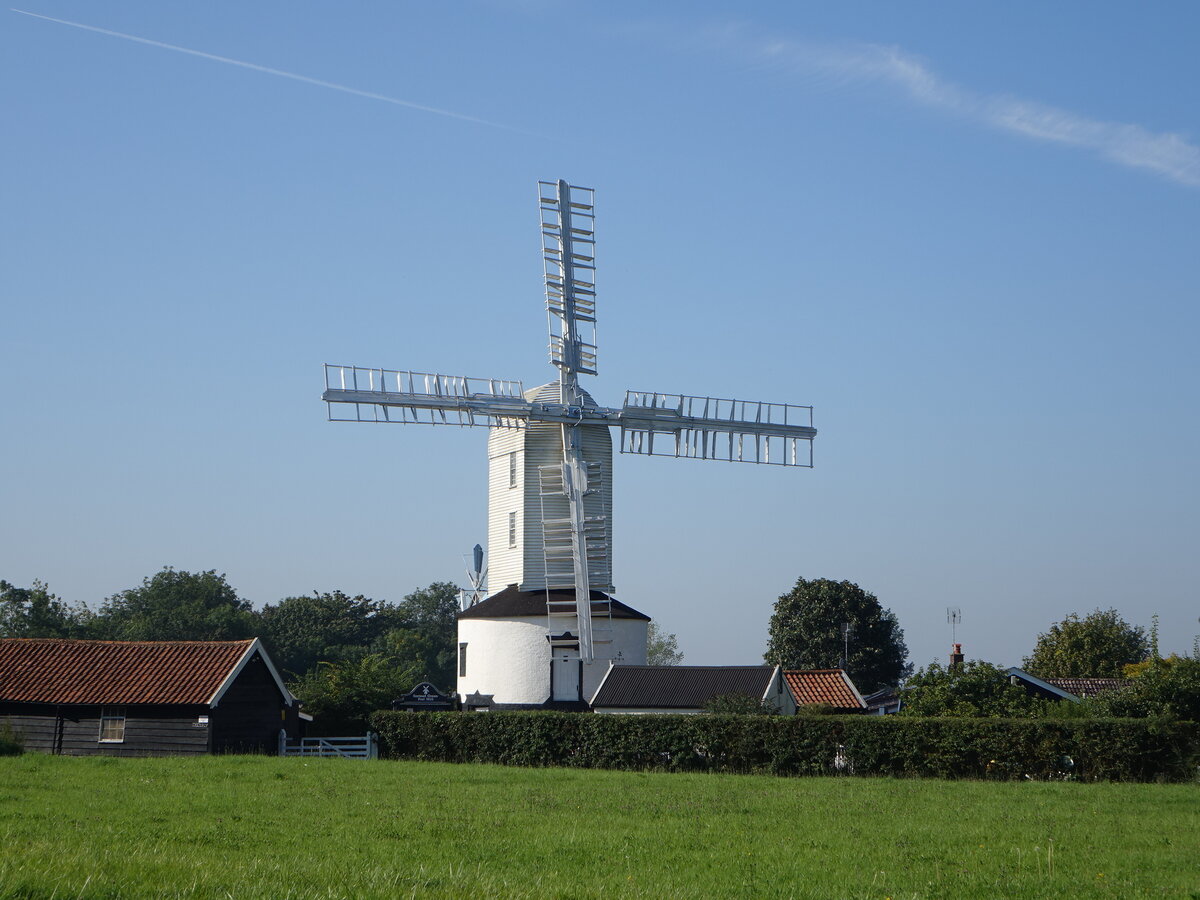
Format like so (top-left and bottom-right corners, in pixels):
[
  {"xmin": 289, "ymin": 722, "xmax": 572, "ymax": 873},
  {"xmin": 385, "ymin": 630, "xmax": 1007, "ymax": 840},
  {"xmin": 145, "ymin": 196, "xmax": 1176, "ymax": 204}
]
[{"xmin": 0, "ymin": 638, "xmax": 301, "ymax": 755}]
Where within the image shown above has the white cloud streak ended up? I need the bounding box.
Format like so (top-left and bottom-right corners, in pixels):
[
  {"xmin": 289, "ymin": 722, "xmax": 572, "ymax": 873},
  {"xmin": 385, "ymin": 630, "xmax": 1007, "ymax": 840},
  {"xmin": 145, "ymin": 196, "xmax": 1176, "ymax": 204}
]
[
  {"xmin": 11, "ymin": 8, "xmax": 535, "ymax": 136},
  {"xmin": 737, "ymin": 27, "xmax": 1200, "ymax": 188}
]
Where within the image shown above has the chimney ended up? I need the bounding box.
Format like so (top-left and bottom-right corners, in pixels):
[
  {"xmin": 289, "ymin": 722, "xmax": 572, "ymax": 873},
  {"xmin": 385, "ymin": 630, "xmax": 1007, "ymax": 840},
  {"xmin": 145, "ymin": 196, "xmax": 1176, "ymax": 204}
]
[{"xmin": 949, "ymin": 643, "xmax": 964, "ymax": 671}]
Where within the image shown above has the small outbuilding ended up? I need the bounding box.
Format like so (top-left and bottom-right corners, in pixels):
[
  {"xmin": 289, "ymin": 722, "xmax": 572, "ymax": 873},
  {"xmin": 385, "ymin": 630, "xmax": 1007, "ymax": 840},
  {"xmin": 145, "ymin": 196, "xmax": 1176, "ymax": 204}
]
[
  {"xmin": 1005, "ymin": 667, "xmax": 1129, "ymax": 702},
  {"xmin": 589, "ymin": 664, "xmax": 796, "ymax": 714},
  {"xmin": 782, "ymin": 669, "xmax": 867, "ymax": 713},
  {"xmin": 0, "ymin": 638, "xmax": 300, "ymax": 755}
]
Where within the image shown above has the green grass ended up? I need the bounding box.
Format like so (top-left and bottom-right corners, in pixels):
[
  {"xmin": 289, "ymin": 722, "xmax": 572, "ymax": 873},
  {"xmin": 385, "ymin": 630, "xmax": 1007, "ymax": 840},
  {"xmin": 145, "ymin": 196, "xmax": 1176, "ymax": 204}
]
[{"xmin": 0, "ymin": 756, "xmax": 1197, "ymax": 899}]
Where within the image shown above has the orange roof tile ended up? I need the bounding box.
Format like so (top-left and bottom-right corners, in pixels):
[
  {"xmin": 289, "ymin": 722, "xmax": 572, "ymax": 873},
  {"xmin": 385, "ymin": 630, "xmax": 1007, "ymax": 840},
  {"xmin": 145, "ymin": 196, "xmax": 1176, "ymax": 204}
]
[
  {"xmin": 0, "ymin": 639, "xmax": 256, "ymax": 705},
  {"xmin": 783, "ymin": 669, "xmax": 866, "ymax": 710}
]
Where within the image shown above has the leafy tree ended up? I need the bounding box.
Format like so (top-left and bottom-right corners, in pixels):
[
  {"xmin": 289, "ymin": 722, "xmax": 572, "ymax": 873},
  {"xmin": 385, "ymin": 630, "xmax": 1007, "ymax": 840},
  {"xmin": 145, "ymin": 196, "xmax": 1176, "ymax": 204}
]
[
  {"xmin": 764, "ymin": 578, "xmax": 910, "ymax": 694},
  {"xmin": 1023, "ymin": 609, "xmax": 1149, "ymax": 679},
  {"xmin": 646, "ymin": 622, "xmax": 684, "ymax": 666},
  {"xmin": 288, "ymin": 654, "xmax": 421, "ymax": 735},
  {"xmin": 0, "ymin": 580, "xmax": 91, "ymax": 638},
  {"xmin": 1092, "ymin": 655, "xmax": 1200, "ymax": 721},
  {"xmin": 898, "ymin": 660, "xmax": 1049, "ymax": 717},
  {"xmin": 393, "ymin": 581, "xmax": 460, "ymax": 690},
  {"xmin": 91, "ymin": 568, "xmax": 257, "ymax": 641},
  {"xmin": 258, "ymin": 591, "xmax": 404, "ymax": 677}
]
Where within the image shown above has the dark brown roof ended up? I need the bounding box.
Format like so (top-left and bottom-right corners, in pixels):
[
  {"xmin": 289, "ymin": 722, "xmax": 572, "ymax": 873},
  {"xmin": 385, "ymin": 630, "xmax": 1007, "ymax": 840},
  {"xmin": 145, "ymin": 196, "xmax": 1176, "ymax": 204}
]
[
  {"xmin": 590, "ymin": 665, "xmax": 778, "ymax": 709},
  {"xmin": 458, "ymin": 585, "xmax": 650, "ymax": 621},
  {"xmin": 0, "ymin": 638, "xmax": 260, "ymax": 705},
  {"xmin": 1046, "ymin": 677, "xmax": 1129, "ymax": 698},
  {"xmin": 783, "ymin": 669, "xmax": 865, "ymax": 710}
]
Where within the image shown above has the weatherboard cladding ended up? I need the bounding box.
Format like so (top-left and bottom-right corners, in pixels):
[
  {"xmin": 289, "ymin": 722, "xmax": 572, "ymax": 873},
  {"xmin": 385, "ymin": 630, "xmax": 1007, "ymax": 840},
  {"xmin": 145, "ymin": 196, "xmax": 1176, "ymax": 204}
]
[
  {"xmin": 782, "ymin": 669, "xmax": 865, "ymax": 710},
  {"xmin": 0, "ymin": 639, "xmax": 255, "ymax": 705},
  {"xmin": 487, "ymin": 382, "xmax": 613, "ymax": 594},
  {"xmin": 591, "ymin": 665, "xmax": 777, "ymax": 709},
  {"xmin": 458, "ymin": 585, "xmax": 650, "ymax": 621}
]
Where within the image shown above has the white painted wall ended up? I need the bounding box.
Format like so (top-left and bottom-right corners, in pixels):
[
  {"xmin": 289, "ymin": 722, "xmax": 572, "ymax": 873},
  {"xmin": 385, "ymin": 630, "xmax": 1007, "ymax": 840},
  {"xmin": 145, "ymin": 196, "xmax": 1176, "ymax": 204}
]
[{"xmin": 457, "ymin": 613, "xmax": 648, "ymax": 705}]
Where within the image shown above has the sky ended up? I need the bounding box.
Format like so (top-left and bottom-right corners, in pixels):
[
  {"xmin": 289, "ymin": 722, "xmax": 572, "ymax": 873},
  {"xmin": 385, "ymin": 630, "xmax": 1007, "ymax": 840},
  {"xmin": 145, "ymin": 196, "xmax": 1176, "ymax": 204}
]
[{"xmin": 3, "ymin": 1, "xmax": 1198, "ymax": 671}]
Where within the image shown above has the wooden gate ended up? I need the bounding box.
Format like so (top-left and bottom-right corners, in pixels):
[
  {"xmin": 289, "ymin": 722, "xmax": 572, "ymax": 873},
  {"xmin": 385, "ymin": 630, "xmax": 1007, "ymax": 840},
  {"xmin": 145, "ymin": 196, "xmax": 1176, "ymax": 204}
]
[{"xmin": 278, "ymin": 730, "xmax": 378, "ymax": 759}]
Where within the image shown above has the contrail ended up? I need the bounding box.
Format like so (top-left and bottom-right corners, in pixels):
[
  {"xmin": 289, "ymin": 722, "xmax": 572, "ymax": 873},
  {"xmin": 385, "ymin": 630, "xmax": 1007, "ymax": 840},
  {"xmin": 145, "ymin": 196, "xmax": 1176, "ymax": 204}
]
[{"xmin": 12, "ymin": 8, "xmax": 534, "ymax": 135}]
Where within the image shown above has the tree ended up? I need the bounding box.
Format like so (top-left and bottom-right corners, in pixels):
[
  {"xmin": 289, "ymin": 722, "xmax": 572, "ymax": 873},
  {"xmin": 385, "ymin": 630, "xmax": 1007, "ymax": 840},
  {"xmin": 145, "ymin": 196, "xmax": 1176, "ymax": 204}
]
[
  {"xmin": 0, "ymin": 579, "xmax": 91, "ymax": 638},
  {"xmin": 646, "ymin": 622, "xmax": 684, "ymax": 666},
  {"xmin": 1023, "ymin": 609, "xmax": 1149, "ymax": 679},
  {"xmin": 764, "ymin": 578, "xmax": 910, "ymax": 694},
  {"xmin": 288, "ymin": 654, "xmax": 421, "ymax": 735},
  {"xmin": 898, "ymin": 661, "xmax": 1048, "ymax": 718},
  {"xmin": 393, "ymin": 582, "xmax": 460, "ymax": 690},
  {"xmin": 1091, "ymin": 655, "xmax": 1200, "ymax": 721},
  {"xmin": 91, "ymin": 568, "xmax": 257, "ymax": 641},
  {"xmin": 258, "ymin": 591, "xmax": 401, "ymax": 677}
]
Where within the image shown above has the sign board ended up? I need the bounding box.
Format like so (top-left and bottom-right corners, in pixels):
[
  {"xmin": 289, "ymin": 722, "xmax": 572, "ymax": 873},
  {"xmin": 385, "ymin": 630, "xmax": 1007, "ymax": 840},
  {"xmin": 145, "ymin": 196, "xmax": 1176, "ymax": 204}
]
[{"xmin": 392, "ymin": 681, "xmax": 455, "ymax": 711}]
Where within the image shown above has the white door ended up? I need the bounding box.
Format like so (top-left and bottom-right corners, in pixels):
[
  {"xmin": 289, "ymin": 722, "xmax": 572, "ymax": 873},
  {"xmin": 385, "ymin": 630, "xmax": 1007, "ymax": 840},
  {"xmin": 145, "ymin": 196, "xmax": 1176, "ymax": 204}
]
[{"xmin": 551, "ymin": 654, "xmax": 580, "ymax": 701}]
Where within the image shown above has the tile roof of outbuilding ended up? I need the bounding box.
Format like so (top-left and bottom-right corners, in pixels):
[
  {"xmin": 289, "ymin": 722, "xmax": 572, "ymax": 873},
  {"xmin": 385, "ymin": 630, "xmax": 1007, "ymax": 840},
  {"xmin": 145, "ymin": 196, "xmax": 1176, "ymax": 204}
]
[
  {"xmin": 590, "ymin": 665, "xmax": 778, "ymax": 709},
  {"xmin": 0, "ymin": 638, "xmax": 258, "ymax": 705},
  {"xmin": 782, "ymin": 669, "xmax": 866, "ymax": 710},
  {"xmin": 458, "ymin": 585, "xmax": 650, "ymax": 621},
  {"xmin": 1045, "ymin": 677, "xmax": 1129, "ymax": 698}
]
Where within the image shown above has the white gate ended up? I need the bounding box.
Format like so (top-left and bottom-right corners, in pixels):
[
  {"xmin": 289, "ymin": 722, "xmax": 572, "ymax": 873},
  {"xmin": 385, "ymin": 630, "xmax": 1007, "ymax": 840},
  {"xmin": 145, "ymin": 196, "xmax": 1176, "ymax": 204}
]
[{"xmin": 278, "ymin": 730, "xmax": 378, "ymax": 759}]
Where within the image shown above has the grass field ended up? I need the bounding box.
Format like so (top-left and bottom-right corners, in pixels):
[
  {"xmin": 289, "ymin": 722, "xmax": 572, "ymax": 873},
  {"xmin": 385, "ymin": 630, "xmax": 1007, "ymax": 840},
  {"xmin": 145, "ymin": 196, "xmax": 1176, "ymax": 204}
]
[{"xmin": 0, "ymin": 755, "xmax": 1197, "ymax": 899}]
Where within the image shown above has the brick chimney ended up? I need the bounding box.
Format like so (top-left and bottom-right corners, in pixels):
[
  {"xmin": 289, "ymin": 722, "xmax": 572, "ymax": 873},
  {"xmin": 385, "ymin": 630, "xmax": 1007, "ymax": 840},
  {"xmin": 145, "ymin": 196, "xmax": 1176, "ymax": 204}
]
[{"xmin": 949, "ymin": 643, "xmax": 964, "ymax": 671}]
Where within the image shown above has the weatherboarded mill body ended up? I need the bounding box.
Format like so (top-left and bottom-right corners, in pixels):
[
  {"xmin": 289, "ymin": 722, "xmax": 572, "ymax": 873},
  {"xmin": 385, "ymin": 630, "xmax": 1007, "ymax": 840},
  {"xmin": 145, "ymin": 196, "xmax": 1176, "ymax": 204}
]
[{"xmin": 322, "ymin": 180, "xmax": 815, "ymax": 708}]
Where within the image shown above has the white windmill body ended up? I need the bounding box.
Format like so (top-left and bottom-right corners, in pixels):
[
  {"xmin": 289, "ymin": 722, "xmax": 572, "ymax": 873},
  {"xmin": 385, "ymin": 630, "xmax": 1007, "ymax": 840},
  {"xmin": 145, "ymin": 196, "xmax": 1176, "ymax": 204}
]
[{"xmin": 322, "ymin": 180, "xmax": 816, "ymax": 707}]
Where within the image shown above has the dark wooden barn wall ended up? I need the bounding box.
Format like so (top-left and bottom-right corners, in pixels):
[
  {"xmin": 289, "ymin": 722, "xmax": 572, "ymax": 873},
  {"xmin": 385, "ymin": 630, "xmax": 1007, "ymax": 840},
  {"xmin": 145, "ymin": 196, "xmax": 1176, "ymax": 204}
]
[
  {"xmin": 211, "ymin": 652, "xmax": 288, "ymax": 754},
  {"xmin": 1, "ymin": 703, "xmax": 210, "ymax": 756}
]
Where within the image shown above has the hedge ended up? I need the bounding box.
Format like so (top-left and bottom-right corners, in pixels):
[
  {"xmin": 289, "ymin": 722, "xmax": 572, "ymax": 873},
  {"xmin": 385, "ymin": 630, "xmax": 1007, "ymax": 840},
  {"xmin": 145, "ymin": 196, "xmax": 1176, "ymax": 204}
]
[{"xmin": 369, "ymin": 711, "xmax": 1200, "ymax": 782}]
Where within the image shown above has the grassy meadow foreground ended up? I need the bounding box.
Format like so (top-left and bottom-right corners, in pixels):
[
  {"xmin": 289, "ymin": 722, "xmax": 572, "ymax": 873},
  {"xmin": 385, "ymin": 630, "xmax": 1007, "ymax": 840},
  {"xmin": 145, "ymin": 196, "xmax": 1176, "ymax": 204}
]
[{"xmin": 0, "ymin": 755, "xmax": 1196, "ymax": 899}]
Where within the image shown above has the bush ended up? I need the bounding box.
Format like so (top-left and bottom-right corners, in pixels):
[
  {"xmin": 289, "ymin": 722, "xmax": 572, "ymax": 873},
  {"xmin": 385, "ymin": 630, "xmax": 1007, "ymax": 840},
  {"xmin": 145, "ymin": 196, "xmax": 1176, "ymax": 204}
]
[
  {"xmin": 0, "ymin": 720, "xmax": 24, "ymax": 756},
  {"xmin": 371, "ymin": 711, "xmax": 1200, "ymax": 782}
]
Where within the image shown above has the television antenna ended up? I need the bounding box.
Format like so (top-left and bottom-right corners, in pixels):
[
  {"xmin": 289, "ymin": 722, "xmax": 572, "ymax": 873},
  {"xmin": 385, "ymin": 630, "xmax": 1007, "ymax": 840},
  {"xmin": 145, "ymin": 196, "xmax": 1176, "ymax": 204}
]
[
  {"xmin": 947, "ymin": 607, "xmax": 962, "ymax": 644},
  {"xmin": 322, "ymin": 180, "xmax": 817, "ymax": 664}
]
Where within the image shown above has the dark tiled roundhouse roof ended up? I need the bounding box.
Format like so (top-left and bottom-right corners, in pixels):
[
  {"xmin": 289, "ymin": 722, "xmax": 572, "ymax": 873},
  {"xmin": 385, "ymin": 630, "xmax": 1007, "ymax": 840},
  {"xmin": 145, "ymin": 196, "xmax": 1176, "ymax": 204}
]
[
  {"xmin": 458, "ymin": 585, "xmax": 650, "ymax": 621},
  {"xmin": 591, "ymin": 665, "xmax": 777, "ymax": 709},
  {"xmin": 0, "ymin": 638, "xmax": 256, "ymax": 705}
]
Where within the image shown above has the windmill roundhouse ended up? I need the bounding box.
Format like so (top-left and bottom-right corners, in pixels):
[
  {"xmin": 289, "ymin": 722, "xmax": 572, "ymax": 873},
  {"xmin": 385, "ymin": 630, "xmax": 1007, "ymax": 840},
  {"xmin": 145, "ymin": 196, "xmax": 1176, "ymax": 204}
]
[{"xmin": 322, "ymin": 180, "xmax": 816, "ymax": 706}]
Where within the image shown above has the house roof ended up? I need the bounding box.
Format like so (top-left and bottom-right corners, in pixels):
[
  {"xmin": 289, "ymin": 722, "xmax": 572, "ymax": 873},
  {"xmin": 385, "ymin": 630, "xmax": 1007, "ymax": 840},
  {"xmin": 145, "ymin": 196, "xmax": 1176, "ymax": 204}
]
[
  {"xmin": 458, "ymin": 585, "xmax": 650, "ymax": 621},
  {"xmin": 0, "ymin": 638, "xmax": 291, "ymax": 707},
  {"xmin": 590, "ymin": 665, "xmax": 779, "ymax": 709},
  {"xmin": 1046, "ymin": 677, "xmax": 1129, "ymax": 698},
  {"xmin": 783, "ymin": 669, "xmax": 866, "ymax": 710}
]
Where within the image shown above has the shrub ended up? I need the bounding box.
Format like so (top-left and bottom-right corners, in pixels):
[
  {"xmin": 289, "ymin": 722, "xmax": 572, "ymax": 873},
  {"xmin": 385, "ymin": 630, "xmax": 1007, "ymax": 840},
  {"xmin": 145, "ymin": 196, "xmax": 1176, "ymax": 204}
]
[
  {"xmin": 370, "ymin": 711, "xmax": 1199, "ymax": 782},
  {"xmin": 0, "ymin": 720, "xmax": 24, "ymax": 756}
]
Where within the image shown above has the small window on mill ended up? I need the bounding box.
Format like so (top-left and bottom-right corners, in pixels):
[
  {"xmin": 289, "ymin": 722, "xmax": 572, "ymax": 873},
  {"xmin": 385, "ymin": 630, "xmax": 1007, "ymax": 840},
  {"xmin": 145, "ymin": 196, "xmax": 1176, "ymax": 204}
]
[
  {"xmin": 509, "ymin": 511, "xmax": 517, "ymax": 548},
  {"xmin": 509, "ymin": 451, "xmax": 518, "ymax": 488},
  {"xmin": 98, "ymin": 706, "xmax": 126, "ymax": 742},
  {"xmin": 459, "ymin": 642, "xmax": 468, "ymax": 677}
]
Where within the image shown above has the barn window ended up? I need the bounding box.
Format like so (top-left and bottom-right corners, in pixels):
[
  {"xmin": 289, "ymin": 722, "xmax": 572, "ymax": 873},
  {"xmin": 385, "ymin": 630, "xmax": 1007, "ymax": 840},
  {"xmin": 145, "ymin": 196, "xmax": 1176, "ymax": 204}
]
[
  {"xmin": 508, "ymin": 511, "xmax": 517, "ymax": 548},
  {"xmin": 98, "ymin": 706, "xmax": 126, "ymax": 742},
  {"xmin": 458, "ymin": 642, "xmax": 468, "ymax": 677},
  {"xmin": 509, "ymin": 451, "xmax": 517, "ymax": 488}
]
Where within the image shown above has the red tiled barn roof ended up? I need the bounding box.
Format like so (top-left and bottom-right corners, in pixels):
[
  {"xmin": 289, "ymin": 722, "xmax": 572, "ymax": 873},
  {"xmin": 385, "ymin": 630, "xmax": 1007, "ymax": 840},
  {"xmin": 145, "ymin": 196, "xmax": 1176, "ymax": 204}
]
[
  {"xmin": 783, "ymin": 669, "xmax": 866, "ymax": 710},
  {"xmin": 0, "ymin": 638, "xmax": 256, "ymax": 705}
]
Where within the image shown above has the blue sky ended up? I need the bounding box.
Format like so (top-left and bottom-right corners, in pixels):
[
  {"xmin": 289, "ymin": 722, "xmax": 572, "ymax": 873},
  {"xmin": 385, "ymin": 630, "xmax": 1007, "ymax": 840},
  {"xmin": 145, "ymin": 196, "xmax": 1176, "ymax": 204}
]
[{"xmin": 3, "ymin": 1, "xmax": 1197, "ymax": 670}]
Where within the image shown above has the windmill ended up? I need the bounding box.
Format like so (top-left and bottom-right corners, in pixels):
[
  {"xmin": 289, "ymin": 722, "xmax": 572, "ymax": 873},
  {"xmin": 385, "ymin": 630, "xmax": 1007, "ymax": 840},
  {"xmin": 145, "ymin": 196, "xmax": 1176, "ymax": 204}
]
[{"xmin": 322, "ymin": 179, "xmax": 817, "ymax": 672}]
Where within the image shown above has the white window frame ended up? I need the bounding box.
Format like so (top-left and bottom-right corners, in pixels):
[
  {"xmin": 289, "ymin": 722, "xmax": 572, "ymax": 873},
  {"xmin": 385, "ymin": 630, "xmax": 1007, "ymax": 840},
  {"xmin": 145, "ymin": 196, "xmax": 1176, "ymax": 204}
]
[
  {"xmin": 509, "ymin": 451, "xmax": 518, "ymax": 489},
  {"xmin": 98, "ymin": 706, "xmax": 126, "ymax": 743},
  {"xmin": 508, "ymin": 511, "xmax": 517, "ymax": 548}
]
